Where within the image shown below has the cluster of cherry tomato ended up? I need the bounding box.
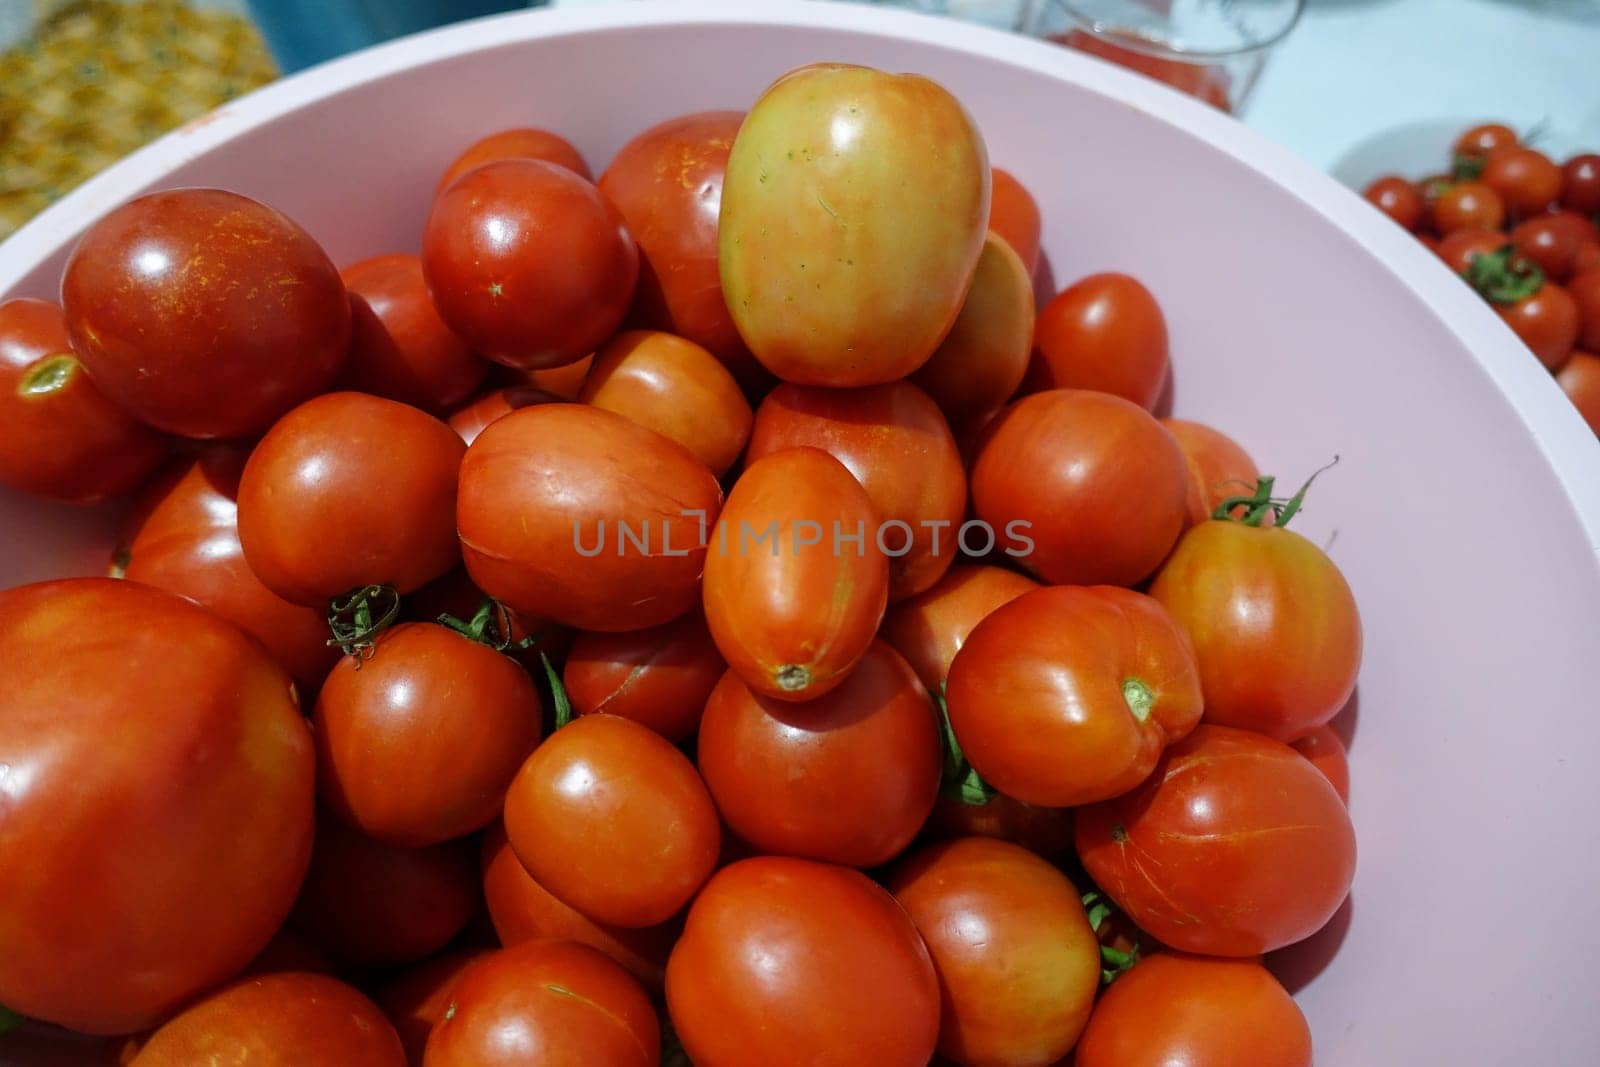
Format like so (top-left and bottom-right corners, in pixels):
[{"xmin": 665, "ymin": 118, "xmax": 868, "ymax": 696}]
[
  {"xmin": 0, "ymin": 62, "xmax": 1360, "ymax": 1067},
  {"xmin": 1362, "ymin": 125, "xmax": 1600, "ymax": 432}
]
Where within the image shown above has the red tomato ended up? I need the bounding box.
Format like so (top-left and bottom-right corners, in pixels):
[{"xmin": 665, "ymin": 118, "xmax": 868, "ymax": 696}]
[
  {"xmin": 340, "ymin": 253, "xmax": 486, "ymax": 412},
  {"xmin": 1161, "ymin": 417, "xmax": 1261, "ymax": 527},
  {"xmin": 889, "ymin": 838, "xmax": 1100, "ymax": 1067},
  {"xmin": 947, "ymin": 586, "xmax": 1203, "ymax": 807},
  {"xmin": 129, "ymin": 973, "xmax": 405, "ymax": 1067},
  {"xmin": 666, "ymin": 857, "xmax": 940, "ymax": 1067},
  {"xmin": 970, "ymin": 390, "xmax": 1188, "ymax": 586},
  {"xmin": 1570, "ymin": 269, "xmax": 1600, "ymax": 352},
  {"xmin": 513, "ymin": 354, "xmax": 593, "ymax": 399},
  {"xmin": 1077, "ymin": 725, "xmax": 1356, "ymax": 956},
  {"xmin": 1510, "ymin": 212, "xmax": 1599, "ymax": 283},
  {"xmin": 1435, "ymin": 228, "xmax": 1507, "ymax": 274},
  {"xmin": 698, "ymin": 642, "xmax": 941, "ymax": 867},
  {"xmin": 1563, "ymin": 153, "xmax": 1600, "ymax": 215},
  {"xmin": 1361, "ymin": 174, "xmax": 1425, "ymax": 231},
  {"xmin": 378, "ymin": 949, "xmax": 492, "ymax": 1066},
  {"xmin": 422, "ymin": 159, "xmax": 637, "ymax": 369},
  {"xmin": 446, "ymin": 384, "xmax": 561, "ymax": 446},
  {"xmin": 1481, "ymin": 146, "xmax": 1563, "ymax": 218},
  {"xmin": 61, "ymin": 188, "xmax": 349, "ymax": 439},
  {"xmin": 435, "ymin": 127, "xmax": 591, "ymax": 194},
  {"xmin": 1454, "ymin": 122, "xmax": 1518, "ymax": 162},
  {"xmin": 1030, "ymin": 273, "xmax": 1169, "ymax": 410},
  {"xmin": 1498, "ymin": 281, "xmax": 1579, "ymax": 371},
  {"xmin": 1291, "ymin": 723, "xmax": 1351, "ymax": 803},
  {"xmin": 563, "ymin": 611, "xmax": 725, "ymax": 742},
  {"xmin": 0, "ymin": 579, "xmax": 312, "ymax": 1035},
  {"xmin": 425, "ymin": 941, "xmax": 658, "ymax": 1067},
  {"xmin": 238, "ymin": 392, "xmax": 464, "ymax": 605},
  {"xmin": 988, "ymin": 167, "xmax": 1042, "ymax": 274},
  {"xmin": 1576, "ymin": 240, "xmax": 1600, "ymax": 276},
  {"xmin": 457, "ymin": 403, "xmax": 722, "ymax": 631},
  {"xmin": 1431, "ymin": 180, "xmax": 1505, "ymax": 233},
  {"xmin": 746, "ymin": 381, "xmax": 966, "ymax": 600},
  {"xmin": 921, "ymin": 793, "xmax": 1075, "ymax": 860},
  {"xmin": 0, "ymin": 297, "xmax": 166, "ymax": 502},
  {"xmin": 702, "ymin": 447, "xmax": 889, "ymax": 700},
  {"xmin": 880, "ymin": 563, "xmax": 1040, "ymax": 693},
  {"xmin": 1075, "ymin": 953, "xmax": 1311, "ymax": 1067},
  {"xmin": 1557, "ymin": 350, "xmax": 1600, "ymax": 434}
]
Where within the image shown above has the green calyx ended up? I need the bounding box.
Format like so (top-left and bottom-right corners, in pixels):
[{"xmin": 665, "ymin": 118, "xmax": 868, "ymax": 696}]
[
  {"xmin": 438, "ymin": 597, "xmax": 534, "ymax": 654},
  {"xmin": 936, "ymin": 680, "xmax": 995, "ymax": 807},
  {"xmin": 17, "ymin": 354, "xmax": 79, "ymax": 397},
  {"xmin": 1450, "ymin": 153, "xmax": 1486, "ymax": 181},
  {"xmin": 326, "ymin": 584, "xmax": 401, "ymax": 662},
  {"xmin": 1212, "ymin": 457, "xmax": 1341, "ymax": 529},
  {"xmin": 541, "ymin": 651, "xmax": 573, "ymax": 731},
  {"xmin": 1463, "ymin": 244, "xmax": 1545, "ymax": 306},
  {"xmin": 1082, "ymin": 889, "xmax": 1141, "ymax": 985}
]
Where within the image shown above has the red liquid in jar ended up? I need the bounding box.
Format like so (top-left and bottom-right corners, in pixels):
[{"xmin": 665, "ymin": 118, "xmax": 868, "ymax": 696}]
[{"xmin": 1052, "ymin": 30, "xmax": 1233, "ymax": 112}]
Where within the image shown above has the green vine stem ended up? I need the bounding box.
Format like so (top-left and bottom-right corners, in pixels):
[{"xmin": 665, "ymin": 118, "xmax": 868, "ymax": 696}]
[
  {"xmin": 541, "ymin": 651, "xmax": 574, "ymax": 731},
  {"xmin": 325, "ymin": 584, "xmax": 401, "ymax": 661},
  {"xmin": 1450, "ymin": 153, "xmax": 1485, "ymax": 181},
  {"xmin": 1212, "ymin": 456, "xmax": 1341, "ymax": 529},
  {"xmin": 1082, "ymin": 889, "xmax": 1141, "ymax": 985},
  {"xmin": 438, "ymin": 597, "xmax": 529, "ymax": 653},
  {"xmin": 1463, "ymin": 244, "xmax": 1544, "ymax": 306},
  {"xmin": 935, "ymin": 681, "xmax": 995, "ymax": 807}
]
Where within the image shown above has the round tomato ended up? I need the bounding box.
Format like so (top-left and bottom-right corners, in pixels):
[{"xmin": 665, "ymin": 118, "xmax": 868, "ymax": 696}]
[
  {"xmin": 880, "ymin": 563, "xmax": 1039, "ymax": 693},
  {"xmin": 61, "ymin": 188, "xmax": 348, "ymax": 439},
  {"xmin": 563, "ymin": 611, "xmax": 725, "ymax": 742},
  {"xmin": 1291, "ymin": 723, "xmax": 1351, "ymax": 803},
  {"xmin": 1077, "ymin": 725, "xmax": 1356, "ymax": 956},
  {"xmin": 1557, "ymin": 350, "xmax": 1600, "ymax": 434},
  {"xmin": 921, "ymin": 792, "xmax": 1075, "ymax": 860},
  {"xmin": 1570, "ymin": 269, "xmax": 1600, "ymax": 352},
  {"xmin": 720, "ymin": 63, "xmax": 989, "ymax": 386},
  {"xmin": 1454, "ymin": 122, "xmax": 1517, "ymax": 162},
  {"xmin": 339, "ymin": 252, "xmax": 486, "ymax": 412},
  {"xmin": 1435, "ymin": 229, "xmax": 1507, "ymax": 274},
  {"xmin": 702, "ymin": 447, "xmax": 889, "ymax": 700},
  {"xmin": 1031, "ymin": 273, "xmax": 1169, "ymax": 410},
  {"xmin": 666, "ymin": 856, "xmax": 940, "ymax": 1067},
  {"xmin": 1510, "ymin": 213, "xmax": 1598, "ymax": 283},
  {"xmin": 988, "ymin": 167, "xmax": 1042, "ymax": 274},
  {"xmin": 422, "ymin": 159, "xmax": 637, "ymax": 369},
  {"xmin": 1161, "ymin": 417, "xmax": 1261, "ymax": 527},
  {"xmin": 378, "ymin": 948, "xmax": 492, "ymax": 1066},
  {"xmin": 1361, "ymin": 174, "xmax": 1424, "ymax": 231},
  {"xmin": 890, "ymin": 838, "xmax": 1100, "ymax": 1067},
  {"xmin": 1563, "ymin": 153, "xmax": 1600, "ymax": 215},
  {"xmin": 1498, "ymin": 281, "xmax": 1579, "ymax": 371},
  {"xmin": 1432, "ymin": 181, "xmax": 1506, "ymax": 233},
  {"xmin": 435, "ymin": 126, "xmax": 591, "ymax": 193},
  {"xmin": 1482, "ymin": 146, "xmax": 1563, "ymax": 218},
  {"xmin": 447, "ymin": 384, "xmax": 562, "ymax": 446}
]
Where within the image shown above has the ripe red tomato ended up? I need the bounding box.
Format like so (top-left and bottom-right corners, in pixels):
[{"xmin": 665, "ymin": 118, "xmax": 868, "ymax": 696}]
[
  {"xmin": 1510, "ymin": 212, "xmax": 1599, "ymax": 283},
  {"xmin": 1576, "ymin": 240, "xmax": 1600, "ymax": 276},
  {"xmin": 1031, "ymin": 273, "xmax": 1169, "ymax": 410},
  {"xmin": 435, "ymin": 126, "xmax": 591, "ymax": 194},
  {"xmin": 988, "ymin": 167, "xmax": 1042, "ymax": 274},
  {"xmin": 238, "ymin": 391, "xmax": 465, "ymax": 605},
  {"xmin": 880, "ymin": 563, "xmax": 1039, "ymax": 693},
  {"xmin": 1498, "ymin": 281, "xmax": 1579, "ymax": 371},
  {"xmin": 1482, "ymin": 146, "xmax": 1563, "ymax": 218},
  {"xmin": 129, "ymin": 973, "xmax": 405, "ymax": 1067},
  {"xmin": 378, "ymin": 948, "xmax": 492, "ymax": 1066},
  {"xmin": 1291, "ymin": 723, "xmax": 1351, "ymax": 803},
  {"xmin": 698, "ymin": 641, "xmax": 941, "ymax": 867},
  {"xmin": 1557, "ymin": 350, "xmax": 1600, "ymax": 434},
  {"xmin": 1432, "ymin": 180, "xmax": 1505, "ymax": 233},
  {"xmin": 1077, "ymin": 725, "xmax": 1356, "ymax": 956},
  {"xmin": 446, "ymin": 384, "xmax": 561, "ymax": 446},
  {"xmin": 1161, "ymin": 417, "xmax": 1261, "ymax": 526},
  {"xmin": 921, "ymin": 792, "xmax": 1075, "ymax": 860},
  {"xmin": 702, "ymin": 447, "xmax": 889, "ymax": 700},
  {"xmin": 1435, "ymin": 228, "xmax": 1506, "ymax": 274},
  {"xmin": 1361, "ymin": 174, "xmax": 1424, "ymax": 231},
  {"xmin": 563, "ymin": 611, "xmax": 725, "ymax": 742},
  {"xmin": 890, "ymin": 838, "xmax": 1100, "ymax": 1067},
  {"xmin": 1563, "ymin": 153, "xmax": 1600, "ymax": 215},
  {"xmin": 747, "ymin": 381, "xmax": 966, "ymax": 600},
  {"xmin": 579, "ymin": 329, "xmax": 753, "ymax": 476},
  {"xmin": 0, "ymin": 578, "xmax": 313, "ymax": 1035},
  {"xmin": 1454, "ymin": 122, "xmax": 1518, "ymax": 162},
  {"xmin": 1569, "ymin": 269, "xmax": 1600, "ymax": 352},
  {"xmin": 457, "ymin": 403, "xmax": 722, "ymax": 631},
  {"xmin": 970, "ymin": 390, "xmax": 1188, "ymax": 586},
  {"xmin": 61, "ymin": 188, "xmax": 349, "ymax": 439},
  {"xmin": 1074, "ymin": 953, "xmax": 1311, "ymax": 1067},
  {"xmin": 339, "ymin": 253, "xmax": 486, "ymax": 412},
  {"xmin": 422, "ymin": 159, "xmax": 637, "ymax": 369},
  {"xmin": 0, "ymin": 297, "xmax": 166, "ymax": 502},
  {"xmin": 666, "ymin": 856, "xmax": 940, "ymax": 1067},
  {"xmin": 947, "ymin": 586, "xmax": 1203, "ymax": 806}
]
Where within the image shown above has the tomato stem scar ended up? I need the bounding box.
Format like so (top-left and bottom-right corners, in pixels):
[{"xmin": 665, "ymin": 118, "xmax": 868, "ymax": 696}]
[{"xmin": 1122, "ymin": 678, "xmax": 1155, "ymax": 722}]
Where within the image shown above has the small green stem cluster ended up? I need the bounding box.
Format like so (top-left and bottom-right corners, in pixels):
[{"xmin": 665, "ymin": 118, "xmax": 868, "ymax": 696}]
[
  {"xmin": 936, "ymin": 681, "xmax": 994, "ymax": 807},
  {"xmin": 325, "ymin": 584, "xmax": 402, "ymax": 661},
  {"xmin": 1083, "ymin": 889, "xmax": 1140, "ymax": 985},
  {"xmin": 1213, "ymin": 457, "xmax": 1340, "ymax": 529},
  {"xmin": 1463, "ymin": 244, "xmax": 1544, "ymax": 306}
]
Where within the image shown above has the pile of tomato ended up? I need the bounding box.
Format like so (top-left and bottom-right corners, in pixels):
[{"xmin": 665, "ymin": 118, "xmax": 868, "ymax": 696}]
[
  {"xmin": 0, "ymin": 62, "xmax": 1359, "ymax": 1067},
  {"xmin": 1362, "ymin": 125, "xmax": 1600, "ymax": 432}
]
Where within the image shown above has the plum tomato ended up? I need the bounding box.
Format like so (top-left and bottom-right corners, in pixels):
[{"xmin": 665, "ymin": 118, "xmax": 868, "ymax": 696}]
[
  {"xmin": 1031, "ymin": 272, "xmax": 1169, "ymax": 410},
  {"xmin": 339, "ymin": 253, "xmax": 486, "ymax": 412},
  {"xmin": 446, "ymin": 384, "xmax": 562, "ymax": 446},
  {"xmin": 1431, "ymin": 180, "xmax": 1505, "ymax": 233},
  {"xmin": 1510, "ymin": 212, "xmax": 1599, "ymax": 283},
  {"xmin": 377, "ymin": 949, "xmax": 492, "ymax": 1065},
  {"xmin": 435, "ymin": 126, "xmax": 591, "ymax": 194},
  {"xmin": 1563, "ymin": 153, "xmax": 1600, "ymax": 216},
  {"xmin": 988, "ymin": 167, "xmax": 1042, "ymax": 274},
  {"xmin": 1569, "ymin": 269, "xmax": 1600, "ymax": 352},
  {"xmin": 1291, "ymin": 723, "xmax": 1351, "ymax": 803},
  {"xmin": 1557, "ymin": 350, "xmax": 1600, "ymax": 434},
  {"xmin": 563, "ymin": 611, "xmax": 725, "ymax": 743},
  {"xmin": 1481, "ymin": 146, "xmax": 1564, "ymax": 218},
  {"xmin": 1361, "ymin": 175, "xmax": 1425, "ymax": 231},
  {"xmin": 880, "ymin": 563, "xmax": 1039, "ymax": 693},
  {"xmin": 1161, "ymin": 416, "xmax": 1261, "ymax": 527}
]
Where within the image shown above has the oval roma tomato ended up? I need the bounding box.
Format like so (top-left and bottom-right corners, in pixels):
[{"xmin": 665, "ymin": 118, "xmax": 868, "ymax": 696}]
[
  {"xmin": 1162, "ymin": 416, "xmax": 1261, "ymax": 526},
  {"xmin": 698, "ymin": 641, "xmax": 941, "ymax": 867},
  {"xmin": 1291, "ymin": 723, "xmax": 1351, "ymax": 803},
  {"xmin": 505, "ymin": 714, "xmax": 720, "ymax": 928},
  {"xmin": 1563, "ymin": 153, "xmax": 1600, "ymax": 216},
  {"xmin": 890, "ymin": 838, "xmax": 1100, "ymax": 1067},
  {"xmin": 720, "ymin": 63, "xmax": 989, "ymax": 386},
  {"xmin": 702, "ymin": 446, "xmax": 889, "ymax": 700},
  {"xmin": 1481, "ymin": 146, "xmax": 1563, "ymax": 218},
  {"xmin": 378, "ymin": 949, "xmax": 491, "ymax": 1065},
  {"xmin": 1077, "ymin": 725, "xmax": 1356, "ymax": 956},
  {"xmin": 1569, "ymin": 270, "xmax": 1600, "ymax": 352},
  {"xmin": 988, "ymin": 167, "xmax": 1042, "ymax": 274},
  {"xmin": 747, "ymin": 381, "xmax": 966, "ymax": 600},
  {"xmin": 1557, "ymin": 350, "xmax": 1600, "ymax": 433},
  {"xmin": 971, "ymin": 390, "xmax": 1188, "ymax": 587},
  {"xmin": 1511, "ymin": 213, "xmax": 1599, "ymax": 284},
  {"xmin": 0, "ymin": 578, "xmax": 313, "ymax": 1035},
  {"xmin": 425, "ymin": 941, "xmax": 659, "ymax": 1067},
  {"xmin": 922, "ymin": 791, "xmax": 1075, "ymax": 860},
  {"xmin": 423, "ymin": 159, "xmax": 637, "ymax": 369},
  {"xmin": 1031, "ymin": 273, "xmax": 1170, "ymax": 410},
  {"xmin": 563, "ymin": 611, "xmax": 725, "ymax": 742},
  {"xmin": 447, "ymin": 384, "xmax": 562, "ymax": 446},
  {"xmin": 666, "ymin": 856, "xmax": 940, "ymax": 1067},
  {"xmin": 339, "ymin": 253, "xmax": 486, "ymax": 412},
  {"xmin": 435, "ymin": 126, "xmax": 591, "ymax": 193},
  {"xmin": 579, "ymin": 329, "xmax": 753, "ymax": 476},
  {"xmin": 0, "ymin": 297, "xmax": 166, "ymax": 502},
  {"xmin": 1361, "ymin": 175, "xmax": 1425, "ymax": 231},
  {"xmin": 1431, "ymin": 180, "xmax": 1505, "ymax": 233},
  {"xmin": 947, "ymin": 585, "xmax": 1203, "ymax": 807},
  {"xmin": 880, "ymin": 563, "xmax": 1039, "ymax": 693},
  {"xmin": 129, "ymin": 973, "xmax": 405, "ymax": 1067},
  {"xmin": 61, "ymin": 188, "xmax": 349, "ymax": 439},
  {"xmin": 457, "ymin": 403, "xmax": 722, "ymax": 631}
]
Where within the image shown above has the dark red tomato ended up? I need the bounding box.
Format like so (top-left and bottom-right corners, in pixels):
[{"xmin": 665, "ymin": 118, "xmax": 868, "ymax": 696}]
[
  {"xmin": 988, "ymin": 167, "xmax": 1042, "ymax": 275},
  {"xmin": 378, "ymin": 949, "xmax": 492, "ymax": 1065},
  {"xmin": 61, "ymin": 188, "xmax": 349, "ymax": 439},
  {"xmin": 1077, "ymin": 725, "xmax": 1356, "ymax": 956},
  {"xmin": 0, "ymin": 579, "xmax": 312, "ymax": 1035},
  {"xmin": 1482, "ymin": 146, "xmax": 1563, "ymax": 218},
  {"xmin": 435, "ymin": 127, "xmax": 591, "ymax": 194},
  {"xmin": 667, "ymin": 857, "xmax": 940, "ymax": 1067},
  {"xmin": 922, "ymin": 793, "xmax": 1075, "ymax": 860},
  {"xmin": 880, "ymin": 563, "xmax": 1039, "ymax": 693},
  {"xmin": 243, "ymin": 929, "xmax": 333, "ymax": 977},
  {"xmin": 339, "ymin": 253, "xmax": 485, "ymax": 412},
  {"xmin": 1161, "ymin": 417, "xmax": 1261, "ymax": 527},
  {"xmin": 890, "ymin": 838, "xmax": 1100, "ymax": 1067},
  {"xmin": 446, "ymin": 384, "xmax": 562, "ymax": 446},
  {"xmin": 698, "ymin": 642, "xmax": 941, "ymax": 867},
  {"xmin": 746, "ymin": 381, "xmax": 966, "ymax": 600},
  {"xmin": 1075, "ymin": 953, "xmax": 1311, "ymax": 1067},
  {"xmin": 129, "ymin": 973, "xmax": 405, "ymax": 1067},
  {"xmin": 1510, "ymin": 213, "xmax": 1599, "ymax": 283},
  {"xmin": 1030, "ymin": 273, "xmax": 1169, "ymax": 410},
  {"xmin": 563, "ymin": 611, "xmax": 725, "ymax": 742},
  {"xmin": 119, "ymin": 448, "xmax": 338, "ymax": 690},
  {"xmin": 1576, "ymin": 241, "xmax": 1600, "ymax": 276},
  {"xmin": 1435, "ymin": 228, "xmax": 1507, "ymax": 274},
  {"xmin": 1291, "ymin": 723, "xmax": 1351, "ymax": 803},
  {"xmin": 505, "ymin": 714, "xmax": 720, "ymax": 928},
  {"xmin": 971, "ymin": 390, "xmax": 1188, "ymax": 587},
  {"xmin": 1498, "ymin": 282, "xmax": 1579, "ymax": 371},
  {"xmin": 1570, "ymin": 269, "xmax": 1600, "ymax": 352},
  {"xmin": 0, "ymin": 297, "xmax": 165, "ymax": 502},
  {"xmin": 1361, "ymin": 174, "xmax": 1425, "ymax": 231},
  {"xmin": 458, "ymin": 403, "xmax": 722, "ymax": 631},
  {"xmin": 1563, "ymin": 153, "xmax": 1600, "ymax": 215},
  {"xmin": 1557, "ymin": 350, "xmax": 1600, "ymax": 434},
  {"xmin": 423, "ymin": 159, "xmax": 636, "ymax": 369},
  {"xmin": 1454, "ymin": 122, "xmax": 1518, "ymax": 162},
  {"xmin": 1432, "ymin": 180, "xmax": 1505, "ymax": 233}
]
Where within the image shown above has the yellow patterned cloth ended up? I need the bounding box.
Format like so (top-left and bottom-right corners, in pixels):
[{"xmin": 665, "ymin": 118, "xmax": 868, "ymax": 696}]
[{"xmin": 0, "ymin": 0, "xmax": 278, "ymax": 239}]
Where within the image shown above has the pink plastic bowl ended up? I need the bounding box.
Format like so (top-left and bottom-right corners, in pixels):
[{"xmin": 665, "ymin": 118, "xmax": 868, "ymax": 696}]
[{"xmin": 3, "ymin": 3, "xmax": 1598, "ymax": 1062}]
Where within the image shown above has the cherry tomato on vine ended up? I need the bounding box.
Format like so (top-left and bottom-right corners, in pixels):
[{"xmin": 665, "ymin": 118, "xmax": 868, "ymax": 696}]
[
  {"xmin": 339, "ymin": 253, "xmax": 486, "ymax": 412},
  {"xmin": 1361, "ymin": 174, "xmax": 1424, "ymax": 231},
  {"xmin": 1481, "ymin": 146, "xmax": 1563, "ymax": 218},
  {"xmin": 1431, "ymin": 180, "xmax": 1504, "ymax": 233},
  {"xmin": 435, "ymin": 126, "xmax": 591, "ymax": 194},
  {"xmin": 1498, "ymin": 281, "xmax": 1580, "ymax": 371},
  {"xmin": 1510, "ymin": 213, "xmax": 1598, "ymax": 283},
  {"xmin": 1563, "ymin": 153, "xmax": 1600, "ymax": 216},
  {"xmin": 1435, "ymin": 229, "xmax": 1507, "ymax": 275},
  {"xmin": 1453, "ymin": 122, "xmax": 1517, "ymax": 165}
]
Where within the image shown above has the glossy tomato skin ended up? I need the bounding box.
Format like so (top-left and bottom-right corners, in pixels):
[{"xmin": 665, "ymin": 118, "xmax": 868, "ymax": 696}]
[
  {"xmin": 1077, "ymin": 725, "xmax": 1356, "ymax": 956},
  {"xmin": 1361, "ymin": 175, "xmax": 1424, "ymax": 231},
  {"xmin": 1291, "ymin": 723, "xmax": 1351, "ymax": 803},
  {"xmin": 988, "ymin": 167, "xmax": 1042, "ymax": 274},
  {"xmin": 1031, "ymin": 273, "xmax": 1169, "ymax": 409},
  {"xmin": 890, "ymin": 838, "xmax": 1100, "ymax": 1067},
  {"xmin": 1557, "ymin": 350, "xmax": 1600, "ymax": 433},
  {"xmin": 1569, "ymin": 270, "xmax": 1600, "ymax": 352},
  {"xmin": 457, "ymin": 403, "xmax": 722, "ymax": 631},
  {"xmin": 425, "ymin": 941, "xmax": 658, "ymax": 1067},
  {"xmin": 1481, "ymin": 146, "xmax": 1563, "ymax": 218},
  {"xmin": 1431, "ymin": 180, "xmax": 1505, "ymax": 233},
  {"xmin": 61, "ymin": 188, "xmax": 348, "ymax": 439},
  {"xmin": 1498, "ymin": 281, "xmax": 1578, "ymax": 372},
  {"xmin": 880, "ymin": 563, "xmax": 1039, "ymax": 693},
  {"xmin": 446, "ymin": 384, "xmax": 561, "ymax": 446},
  {"xmin": 422, "ymin": 159, "xmax": 637, "ymax": 369},
  {"xmin": 1435, "ymin": 229, "xmax": 1506, "ymax": 274},
  {"xmin": 1454, "ymin": 122, "xmax": 1517, "ymax": 161},
  {"xmin": 563, "ymin": 611, "xmax": 725, "ymax": 742},
  {"xmin": 666, "ymin": 857, "xmax": 940, "ymax": 1067},
  {"xmin": 0, "ymin": 578, "xmax": 313, "ymax": 1035},
  {"xmin": 378, "ymin": 949, "xmax": 492, "ymax": 1065},
  {"xmin": 435, "ymin": 126, "xmax": 591, "ymax": 194},
  {"xmin": 971, "ymin": 390, "xmax": 1188, "ymax": 587},
  {"xmin": 1161, "ymin": 417, "xmax": 1261, "ymax": 526},
  {"xmin": 720, "ymin": 63, "xmax": 989, "ymax": 386},
  {"xmin": 1563, "ymin": 154, "xmax": 1600, "ymax": 215},
  {"xmin": 339, "ymin": 253, "xmax": 486, "ymax": 412},
  {"xmin": 1510, "ymin": 213, "xmax": 1599, "ymax": 283},
  {"xmin": 702, "ymin": 447, "xmax": 889, "ymax": 700},
  {"xmin": 0, "ymin": 297, "xmax": 166, "ymax": 502},
  {"xmin": 510, "ymin": 354, "xmax": 594, "ymax": 398},
  {"xmin": 698, "ymin": 642, "xmax": 941, "ymax": 867}
]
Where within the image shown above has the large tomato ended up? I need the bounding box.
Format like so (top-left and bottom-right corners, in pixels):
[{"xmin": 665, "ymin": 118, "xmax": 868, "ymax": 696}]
[
  {"xmin": 1031, "ymin": 273, "xmax": 1169, "ymax": 410},
  {"xmin": 435, "ymin": 126, "xmax": 591, "ymax": 193},
  {"xmin": 0, "ymin": 578, "xmax": 313, "ymax": 1034},
  {"xmin": 720, "ymin": 63, "xmax": 989, "ymax": 386},
  {"xmin": 61, "ymin": 188, "xmax": 349, "ymax": 439},
  {"xmin": 563, "ymin": 611, "xmax": 725, "ymax": 743},
  {"xmin": 339, "ymin": 253, "xmax": 486, "ymax": 412},
  {"xmin": 880, "ymin": 563, "xmax": 1039, "ymax": 693},
  {"xmin": 988, "ymin": 167, "xmax": 1042, "ymax": 275},
  {"xmin": 1291, "ymin": 724, "xmax": 1351, "ymax": 803},
  {"xmin": 377, "ymin": 949, "xmax": 492, "ymax": 1065},
  {"xmin": 1161, "ymin": 416, "xmax": 1261, "ymax": 526},
  {"xmin": 666, "ymin": 857, "xmax": 940, "ymax": 1067}
]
